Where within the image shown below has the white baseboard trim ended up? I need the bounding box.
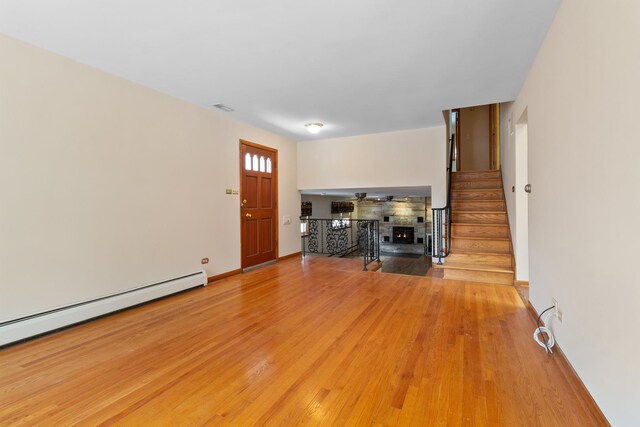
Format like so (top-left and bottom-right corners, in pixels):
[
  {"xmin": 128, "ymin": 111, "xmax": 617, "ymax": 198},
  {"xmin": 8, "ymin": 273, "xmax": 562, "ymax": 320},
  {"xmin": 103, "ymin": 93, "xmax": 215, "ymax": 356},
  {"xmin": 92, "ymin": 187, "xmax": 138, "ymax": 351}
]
[{"xmin": 0, "ymin": 270, "xmax": 207, "ymax": 347}]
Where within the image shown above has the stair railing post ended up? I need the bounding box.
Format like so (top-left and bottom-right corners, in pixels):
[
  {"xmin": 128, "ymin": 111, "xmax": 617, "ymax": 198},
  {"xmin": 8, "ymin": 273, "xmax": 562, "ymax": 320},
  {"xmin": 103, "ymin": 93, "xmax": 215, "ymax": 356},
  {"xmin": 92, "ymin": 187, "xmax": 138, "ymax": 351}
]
[
  {"xmin": 376, "ymin": 220, "xmax": 381, "ymax": 262},
  {"xmin": 435, "ymin": 208, "xmax": 444, "ymax": 265},
  {"xmin": 446, "ymin": 206, "xmax": 451, "ymax": 256},
  {"xmin": 363, "ymin": 223, "xmax": 369, "ymax": 271}
]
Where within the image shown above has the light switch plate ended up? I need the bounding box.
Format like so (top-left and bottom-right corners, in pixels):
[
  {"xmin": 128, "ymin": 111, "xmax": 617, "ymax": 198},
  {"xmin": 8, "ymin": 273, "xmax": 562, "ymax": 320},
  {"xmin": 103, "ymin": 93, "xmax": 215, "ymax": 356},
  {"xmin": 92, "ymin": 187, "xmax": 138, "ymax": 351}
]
[{"xmin": 282, "ymin": 215, "xmax": 291, "ymax": 225}]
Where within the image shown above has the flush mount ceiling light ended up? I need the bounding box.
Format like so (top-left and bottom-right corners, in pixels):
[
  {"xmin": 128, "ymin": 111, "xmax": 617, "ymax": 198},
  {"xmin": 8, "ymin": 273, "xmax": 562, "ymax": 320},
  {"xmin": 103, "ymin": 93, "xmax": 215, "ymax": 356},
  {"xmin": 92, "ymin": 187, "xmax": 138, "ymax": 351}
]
[{"xmin": 305, "ymin": 122, "xmax": 324, "ymax": 134}]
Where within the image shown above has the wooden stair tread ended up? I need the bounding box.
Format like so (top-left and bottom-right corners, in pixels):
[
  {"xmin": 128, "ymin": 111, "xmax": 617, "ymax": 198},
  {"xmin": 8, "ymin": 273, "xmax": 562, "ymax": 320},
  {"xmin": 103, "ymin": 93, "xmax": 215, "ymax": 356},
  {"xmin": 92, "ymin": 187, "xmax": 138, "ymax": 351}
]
[
  {"xmin": 452, "ymin": 176, "xmax": 500, "ymax": 181},
  {"xmin": 446, "ymin": 251, "xmax": 513, "ymax": 268},
  {"xmin": 449, "ymin": 249, "xmax": 511, "ymax": 256},
  {"xmin": 452, "ymin": 180, "xmax": 500, "ymax": 183},
  {"xmin": 451, "ymin": 236, "xmax": 510, "ymax": 241},
  {"xmin": 453, "ymin": 169, "xmax": 500, "ymax": 171},
  {"xmin": 451, "ymin": 190, "xmax": 503, "ymax": 200},
  {"xmin": 451, "ymin": 201, "xmax": 506, "ymax": 211},
  {"xmin": 434, "ymin": 262, "xmax": 513, "ymax": 274},
  {"xmin": 452, "ymin": 181, "xmax": 501, "ymax": 186},
  {"xmin": 452, "ymin": 223, "xmax": 508, "ymax": 227},
  {"xmin": 451, "ymin": 178, "xmax": 502, "ymax": 183},
  {"xmin": 453, "ymin": 211, "xmax": 506, "ymax": 214},
  {"xmin": 452, "ymin": 201, "xmax": 505, "ymax": 204},
  {"xmin": 453, "ymin": 208, "xmax": 506, "ymax": 212},
  {"xmin": 452, "ymin": 178, "xmax": 501, "ymax": 181},
  {"xmin": 451, "ymin": 189, "xmax": 502, "ymax": 192}
]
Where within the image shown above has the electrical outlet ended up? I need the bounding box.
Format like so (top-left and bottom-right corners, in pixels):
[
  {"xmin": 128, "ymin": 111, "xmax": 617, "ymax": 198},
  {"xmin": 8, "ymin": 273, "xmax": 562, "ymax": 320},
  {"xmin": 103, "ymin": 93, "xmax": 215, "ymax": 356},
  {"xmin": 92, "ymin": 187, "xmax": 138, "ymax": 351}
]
[
  {"xmin": 552, "ymin": 298, "xmax": 563, "ymax": 323},
  {"xmin": 201, "ymin": 258, "xmax": 209, "ymax": 264}
]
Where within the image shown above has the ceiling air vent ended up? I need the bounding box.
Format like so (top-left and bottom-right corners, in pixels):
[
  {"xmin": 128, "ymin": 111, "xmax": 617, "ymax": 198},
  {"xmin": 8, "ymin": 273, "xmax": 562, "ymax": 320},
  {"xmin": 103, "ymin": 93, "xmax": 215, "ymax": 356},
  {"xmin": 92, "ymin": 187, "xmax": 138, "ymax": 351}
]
[{"xmin": 212, "ymin": 103, "xmax": 234, "ymax": 112}]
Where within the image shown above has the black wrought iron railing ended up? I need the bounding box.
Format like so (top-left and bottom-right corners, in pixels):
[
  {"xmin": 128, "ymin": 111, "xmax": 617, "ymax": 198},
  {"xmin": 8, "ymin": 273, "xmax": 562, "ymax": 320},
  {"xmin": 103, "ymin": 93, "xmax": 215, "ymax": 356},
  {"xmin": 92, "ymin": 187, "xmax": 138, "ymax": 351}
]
[
  {"xmin": 432, "ymin": 134, "xmax": 456, "ymax": 264},
  {"xmin": 301, "ymin": 218, "xmax": 380, "ymax": 271}
]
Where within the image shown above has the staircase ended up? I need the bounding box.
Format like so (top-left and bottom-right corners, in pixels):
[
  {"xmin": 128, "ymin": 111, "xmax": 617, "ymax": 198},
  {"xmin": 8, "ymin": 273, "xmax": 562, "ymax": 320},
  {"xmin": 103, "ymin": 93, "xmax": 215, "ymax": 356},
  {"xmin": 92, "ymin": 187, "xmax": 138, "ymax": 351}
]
[{"xmin": 434, "ymin": 170, "xmax": 515, "ymax": 285}]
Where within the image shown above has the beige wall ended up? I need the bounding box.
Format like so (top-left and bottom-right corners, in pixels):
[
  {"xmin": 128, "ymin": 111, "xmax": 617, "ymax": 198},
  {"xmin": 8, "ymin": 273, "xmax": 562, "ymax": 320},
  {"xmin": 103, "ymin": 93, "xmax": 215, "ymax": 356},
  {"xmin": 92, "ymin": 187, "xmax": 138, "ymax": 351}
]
[
  {"xmin": 500, "ymin": 102, "xmax": 529, "ymax": 281},
  {"xmin": 0, "ymin": 35, "xmax": 300, "ymax": 322},
  {"xmin": 459, "ymin": 105, "xmax": 490, "ymax": 171},
  {"xmin": 300, "ymin": 195, "xmax": 354, "ymax": 219},
  {"xmin": 297, "ymin": 127, "xmax": 447, "ymax": 207},
  {"xmin": 499, "ymin": 101, "xmax": 516, "ymax": 250},
  {"xmin": 501, "ymin": 0, "xmax": 640, "ymax": 423}
]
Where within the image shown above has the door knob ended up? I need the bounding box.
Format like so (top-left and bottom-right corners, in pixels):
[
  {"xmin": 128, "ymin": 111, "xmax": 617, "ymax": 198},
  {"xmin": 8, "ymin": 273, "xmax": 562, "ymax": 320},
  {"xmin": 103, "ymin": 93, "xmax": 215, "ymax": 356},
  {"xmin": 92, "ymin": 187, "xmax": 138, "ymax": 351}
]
[
  {"xmin": 524, "ymin": 184, "xmax": 532, "ymax": 193},
  {"xmin": 245, "ymin": 213, "xmax": 252, "ymax": 218},
  {"xmin": 241, "ymin": 199, "xmax": 247, "ymax": 207}
]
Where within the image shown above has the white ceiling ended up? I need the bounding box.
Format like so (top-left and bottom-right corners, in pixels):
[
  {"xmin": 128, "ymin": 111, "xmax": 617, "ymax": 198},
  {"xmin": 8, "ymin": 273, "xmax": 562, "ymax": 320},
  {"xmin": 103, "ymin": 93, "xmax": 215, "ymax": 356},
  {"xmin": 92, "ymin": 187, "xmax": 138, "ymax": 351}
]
[
  {"xmin": 0, "ymin": 0, "xmax": 560, "ymax": 141},
  {"xmin": 301, "ymin": 186, "xmax": 430, "ymax": 198}
]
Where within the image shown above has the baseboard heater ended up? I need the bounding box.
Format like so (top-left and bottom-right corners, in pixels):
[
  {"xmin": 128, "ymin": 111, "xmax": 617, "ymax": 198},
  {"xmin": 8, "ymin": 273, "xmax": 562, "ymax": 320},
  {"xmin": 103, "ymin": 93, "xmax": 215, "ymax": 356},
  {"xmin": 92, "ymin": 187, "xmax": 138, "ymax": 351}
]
[{"xmin": 0, "ymin": 270, "xmax": 207, "ymax": 347}]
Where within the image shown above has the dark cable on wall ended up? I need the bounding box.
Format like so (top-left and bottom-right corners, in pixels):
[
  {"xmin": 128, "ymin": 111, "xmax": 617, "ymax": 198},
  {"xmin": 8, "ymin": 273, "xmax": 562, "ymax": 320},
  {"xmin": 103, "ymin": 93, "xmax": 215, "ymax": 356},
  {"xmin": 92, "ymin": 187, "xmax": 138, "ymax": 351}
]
[{"xmin": 536, "ymin": 306, "xmax": 555, "ymax": 354}]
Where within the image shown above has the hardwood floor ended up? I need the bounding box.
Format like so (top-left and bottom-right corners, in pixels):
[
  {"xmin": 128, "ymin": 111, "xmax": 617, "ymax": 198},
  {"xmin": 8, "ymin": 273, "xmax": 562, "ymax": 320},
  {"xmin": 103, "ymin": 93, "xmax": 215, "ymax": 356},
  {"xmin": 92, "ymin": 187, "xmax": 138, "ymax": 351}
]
[{"xmin": 0, "ymin": 257, "xmax": 604, "ymax": 425}]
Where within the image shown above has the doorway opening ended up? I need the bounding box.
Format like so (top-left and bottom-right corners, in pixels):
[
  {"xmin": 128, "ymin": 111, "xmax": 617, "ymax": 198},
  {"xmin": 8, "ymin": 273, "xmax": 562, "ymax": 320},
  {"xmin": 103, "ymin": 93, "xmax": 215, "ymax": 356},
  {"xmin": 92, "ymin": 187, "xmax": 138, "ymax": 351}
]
[
  {"xmin": 514, "ymin": 108, "xmax": 530, "ymax": 297},
  {"xmin": 449, "ymin": 103, "xmax": 500, "ymax": 171},
  {"xmin": 299, "ymin": 190, "xmax": 432, "ymax": 277}
]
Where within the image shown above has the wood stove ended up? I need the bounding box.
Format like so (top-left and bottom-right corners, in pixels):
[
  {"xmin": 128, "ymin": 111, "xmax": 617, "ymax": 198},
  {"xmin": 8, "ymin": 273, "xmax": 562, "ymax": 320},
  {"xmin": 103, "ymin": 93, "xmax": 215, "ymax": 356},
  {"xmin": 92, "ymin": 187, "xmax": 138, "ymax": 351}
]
[{"xmin": 392, "ymin": 226, "xmax": 414, "ymax": 244}]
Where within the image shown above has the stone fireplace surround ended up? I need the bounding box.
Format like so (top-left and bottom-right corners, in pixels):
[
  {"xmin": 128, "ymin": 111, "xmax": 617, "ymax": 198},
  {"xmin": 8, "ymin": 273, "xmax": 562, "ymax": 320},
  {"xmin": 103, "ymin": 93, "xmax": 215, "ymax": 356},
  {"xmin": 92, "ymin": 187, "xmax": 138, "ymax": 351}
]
[{"xmin": 356, "ymin": 197, "xmax": 431, "ymax": 255}]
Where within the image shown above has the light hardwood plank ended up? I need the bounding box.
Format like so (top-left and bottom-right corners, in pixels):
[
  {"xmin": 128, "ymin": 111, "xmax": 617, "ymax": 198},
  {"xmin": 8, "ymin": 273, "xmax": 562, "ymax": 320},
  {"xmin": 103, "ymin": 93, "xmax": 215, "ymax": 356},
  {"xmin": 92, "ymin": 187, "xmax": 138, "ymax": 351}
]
[{"xmin": 0, "ymin": 257, "xmax": 606, "ymax": 425}]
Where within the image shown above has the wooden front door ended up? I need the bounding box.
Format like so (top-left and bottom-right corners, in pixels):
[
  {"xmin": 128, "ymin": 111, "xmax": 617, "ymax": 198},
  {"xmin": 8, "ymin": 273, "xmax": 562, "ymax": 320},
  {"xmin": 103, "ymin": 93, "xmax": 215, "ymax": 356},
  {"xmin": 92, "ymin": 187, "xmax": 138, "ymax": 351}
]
[{"xmin": 240, "ymin": 140, "xmax": 278, "ymax": 269}]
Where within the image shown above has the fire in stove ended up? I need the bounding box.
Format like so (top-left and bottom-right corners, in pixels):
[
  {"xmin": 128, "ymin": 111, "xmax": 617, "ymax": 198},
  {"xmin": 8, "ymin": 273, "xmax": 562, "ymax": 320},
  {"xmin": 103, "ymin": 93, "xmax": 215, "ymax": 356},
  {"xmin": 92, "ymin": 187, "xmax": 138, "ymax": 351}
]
[{"xmin": 392, "ymin": 226, "xmax": 414, "ymax": 244}]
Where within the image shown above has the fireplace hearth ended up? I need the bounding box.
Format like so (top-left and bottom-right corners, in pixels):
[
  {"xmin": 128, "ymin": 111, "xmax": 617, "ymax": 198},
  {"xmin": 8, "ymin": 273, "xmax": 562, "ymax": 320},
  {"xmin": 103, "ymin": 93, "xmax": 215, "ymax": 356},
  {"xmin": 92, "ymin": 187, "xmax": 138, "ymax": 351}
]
[{"xmin": 392, "ymin": 226, "xmax": 414, "ymax": 244}]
